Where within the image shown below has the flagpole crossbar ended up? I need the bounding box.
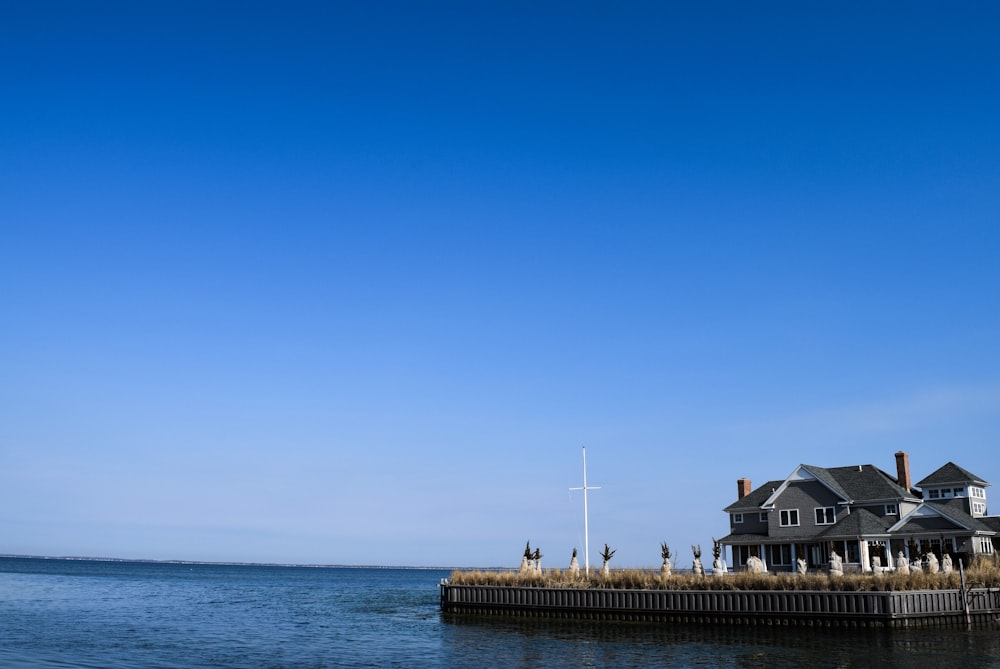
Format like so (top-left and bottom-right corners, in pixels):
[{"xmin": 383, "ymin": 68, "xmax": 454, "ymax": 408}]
[{"xmin": 569, "ymin": 446, "xmax": 600, "ymax": 573}]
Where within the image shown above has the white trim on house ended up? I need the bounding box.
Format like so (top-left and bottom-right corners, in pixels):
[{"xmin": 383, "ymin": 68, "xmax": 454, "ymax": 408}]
[
  {"xmin": 761, "ymin": 465, "xmax": 851, "ymax": 509},
  {"xmin": 887, "ymin": 503, "xmax": 974, "ymax": 533}
]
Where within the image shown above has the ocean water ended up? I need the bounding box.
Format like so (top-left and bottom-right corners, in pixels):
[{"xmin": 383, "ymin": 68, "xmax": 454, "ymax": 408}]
[{"xmin": 2, "ymin": 557, "xmax": 1000, "ymax": 668}]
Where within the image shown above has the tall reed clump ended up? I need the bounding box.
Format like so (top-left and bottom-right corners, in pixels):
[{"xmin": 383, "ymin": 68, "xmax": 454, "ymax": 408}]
[{"xmin": 967, "ymin": 554, "xmax": 1000, "ymax": 587}]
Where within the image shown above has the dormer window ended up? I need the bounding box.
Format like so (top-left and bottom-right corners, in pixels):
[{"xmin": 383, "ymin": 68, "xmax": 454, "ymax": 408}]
[
  {"xmin": 929, "ymin": 489, "xmax": 940, "ymax": 499},
  {"xmin": 732, "ymin": 513, "xmax": 744, "ymax": 524},
  {"xmin": 885, "ymin": 504, "xmax": 898, "ymax": 516}
]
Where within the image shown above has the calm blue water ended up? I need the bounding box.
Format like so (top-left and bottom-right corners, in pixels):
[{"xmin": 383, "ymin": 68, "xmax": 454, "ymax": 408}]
[{"xmin": 2, "ymin": 557, "xmax": 1000, "ymax": 668}]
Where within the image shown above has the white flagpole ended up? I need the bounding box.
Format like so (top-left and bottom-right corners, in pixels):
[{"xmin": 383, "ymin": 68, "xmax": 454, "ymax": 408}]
[{"xmin": 569, "ymin": 446, "xmax": 600, "ymax": 574}]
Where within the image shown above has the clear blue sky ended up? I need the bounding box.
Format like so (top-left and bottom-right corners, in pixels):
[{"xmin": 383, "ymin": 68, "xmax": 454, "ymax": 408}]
[{"xmin": 2, "ymin": 2, "xmax": 999, "ymax": 567}]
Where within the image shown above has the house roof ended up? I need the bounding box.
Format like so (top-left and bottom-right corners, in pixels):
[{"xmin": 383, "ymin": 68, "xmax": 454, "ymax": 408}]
[
  {"xmin": 802, "ymin": 465, "xmax": 852, "ymax": 501},
  {"xmin": 916, "ymin": 462, "xmax": 990, "ymax": 488},
  {"xmin": 888, "ymin": 499, "xmax": 997, "ymax": 535},
  {"xmin": 717, "ymin": 531, "xmax": 768, "ymax": 544},
  {"xmin": 723, "ymin": 480, "xmax": 784, "ymax": 512},
  {"xmin": 925, "ymin": 499, "xmax": 996, "ymax": 533},
  {"xmin": 721, "ymin": 455, "xmax": 996, "ymax": 547},
  {"xmin": 823, "ymin": 465, "xmax": 914, "ymax": 502},
  {"xmin": 725, "ymin": 463, "xmax": 915, "ymax": 511},
  {"xmin": 818, "ymin": 508, "xmax": 893, "ymax": 539}
]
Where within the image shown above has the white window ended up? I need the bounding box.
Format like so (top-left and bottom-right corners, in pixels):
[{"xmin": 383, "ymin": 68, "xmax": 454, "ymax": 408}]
[
  {"xmin": 814, "ymin": 507, "xmax": 835, "ymax": 525},
  {"xmin": 779, "ymin": 509, "xmax": 799, "ymax": 527},
  {"xmin": 733, "ymin": 513, "xmax": 744, "ymax": 524},
  {"xmin": 972, "ymin": 502, "xmax": 986, "ymax": 516},
  {"xmin": 929, "ymin": 489, "xmax": 940, "ymax": 499},
  {"xmin": 885, "ymin": 504, "xmax": 898, "ymax": 516},
  {"xmin": 978, "ymin": 537, "xmax": 994, "ymax": 554}
]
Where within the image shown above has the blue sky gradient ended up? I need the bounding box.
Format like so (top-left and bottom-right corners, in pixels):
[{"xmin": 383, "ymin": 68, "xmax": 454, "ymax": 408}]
[{"xmin": 3, "ymin": 2, "xmax": 999, "ymax": 566}]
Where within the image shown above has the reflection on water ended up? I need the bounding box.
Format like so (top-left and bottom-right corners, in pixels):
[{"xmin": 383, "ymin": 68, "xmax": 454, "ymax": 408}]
[{"xmin": 442, "ymin": 614, "xmax": 1000, "ymax": 669}]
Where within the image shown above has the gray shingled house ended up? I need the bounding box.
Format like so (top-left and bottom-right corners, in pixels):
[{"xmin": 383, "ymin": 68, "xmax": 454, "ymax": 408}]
[{"xmin": 720, "ymin": 451, "xmax": 1000, "ymax": 572}]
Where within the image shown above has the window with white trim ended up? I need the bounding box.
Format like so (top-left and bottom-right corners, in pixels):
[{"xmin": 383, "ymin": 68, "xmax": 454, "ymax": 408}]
[
  {"xmin": 814, "ymin": 507, "xmax": 835, "ymax": 525},
  {"xmin": 971, "ymin": 487, "xmax": 985, "ymax": 499},
  {"xmin": 953, "ymin": 487, "xmax": 966, "ymax": 497},
  {"xmin": 884, "ymin": 504, "xmax": 898, "ymax": 516},
  {"xmin": 929, "ymin": 489, "xmax": 940, "ymax": 499},
  {"xmin": 779, "ymin": 509, "xmax": 799, "ymax": 527},
  {"xmin": 733, "ymin": 513, "xmax": 744, "ymax": 524},
  {"xmin": 972, "ymin": 502, "xmax": 986, "ymax": 516},
  {"xmin": 978, "ymin": 537, "xmax": 994, "ymax": 555}
]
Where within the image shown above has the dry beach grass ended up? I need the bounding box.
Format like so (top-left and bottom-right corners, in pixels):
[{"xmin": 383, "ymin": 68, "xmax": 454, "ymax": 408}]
[{"xmin": 449, "ymin": 555, "xmax": 1000, "ymax": 592}]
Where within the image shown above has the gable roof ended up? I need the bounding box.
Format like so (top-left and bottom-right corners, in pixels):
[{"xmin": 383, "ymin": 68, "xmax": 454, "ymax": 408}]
[
  {"xmin": 803, "ymin": 465, "xmax": 852, "ymax": 501},
  {"xmin": 749, "ymin": 462, "xmax": 916, "ymax": 510},
  {"xmin": 724, "ymin": 480, "xmax": 784, "ymax": 512},
  {"xmin": 916, "ymin": 462, "xmax": 990, "ymax": 488},
  {"xmin": 888, "ymin": 498, "xmax": 997, "ymax": 535},
  {"xmin": 927, "ymin": 499, "xmax": 996, "ymax": 533},
  {"xmin": 760, "ymin": 465, "xmax": 851, "ymax": 509},
  {"xmin": 725, "ymin": 460, "xmax": 921, "ymax": 513}
]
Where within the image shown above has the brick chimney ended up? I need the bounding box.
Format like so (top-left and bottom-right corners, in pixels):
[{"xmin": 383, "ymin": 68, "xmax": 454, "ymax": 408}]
[
  {"xmin": 737, "ymin": 478, "xmax": 752, "ymax": 499},
  {"xmin": 895, "ymin": 451, "xmax": 912, "ymax": 492}
]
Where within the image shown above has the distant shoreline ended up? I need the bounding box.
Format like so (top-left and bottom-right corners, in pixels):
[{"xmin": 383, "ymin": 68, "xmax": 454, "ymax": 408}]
[{"xmin": 0, "ymin": 554, "xmax": 462, "ymax": 571}]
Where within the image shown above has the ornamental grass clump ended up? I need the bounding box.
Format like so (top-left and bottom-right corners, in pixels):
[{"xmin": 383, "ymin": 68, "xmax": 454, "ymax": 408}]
[
  {"xmin": 449, "ymin": 557, "xmax": 1000, "ymax": 592},
  {"xmin": 659, "ymin": 542, "xmax": 672, "ymax": 580},
  {"xmin": 966, "ymin": 554, "xmax": 1000, "ymax": 587},
  {"xmin": 447, "ymin": 544, "xmax": 1000, "ymax": 591}
]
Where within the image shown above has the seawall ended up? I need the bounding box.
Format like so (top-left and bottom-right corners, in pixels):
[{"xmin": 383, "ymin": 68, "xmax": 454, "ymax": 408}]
[{"xmin": 440, "ymin": 583, "xmax": 1000, "ymax": 628}]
